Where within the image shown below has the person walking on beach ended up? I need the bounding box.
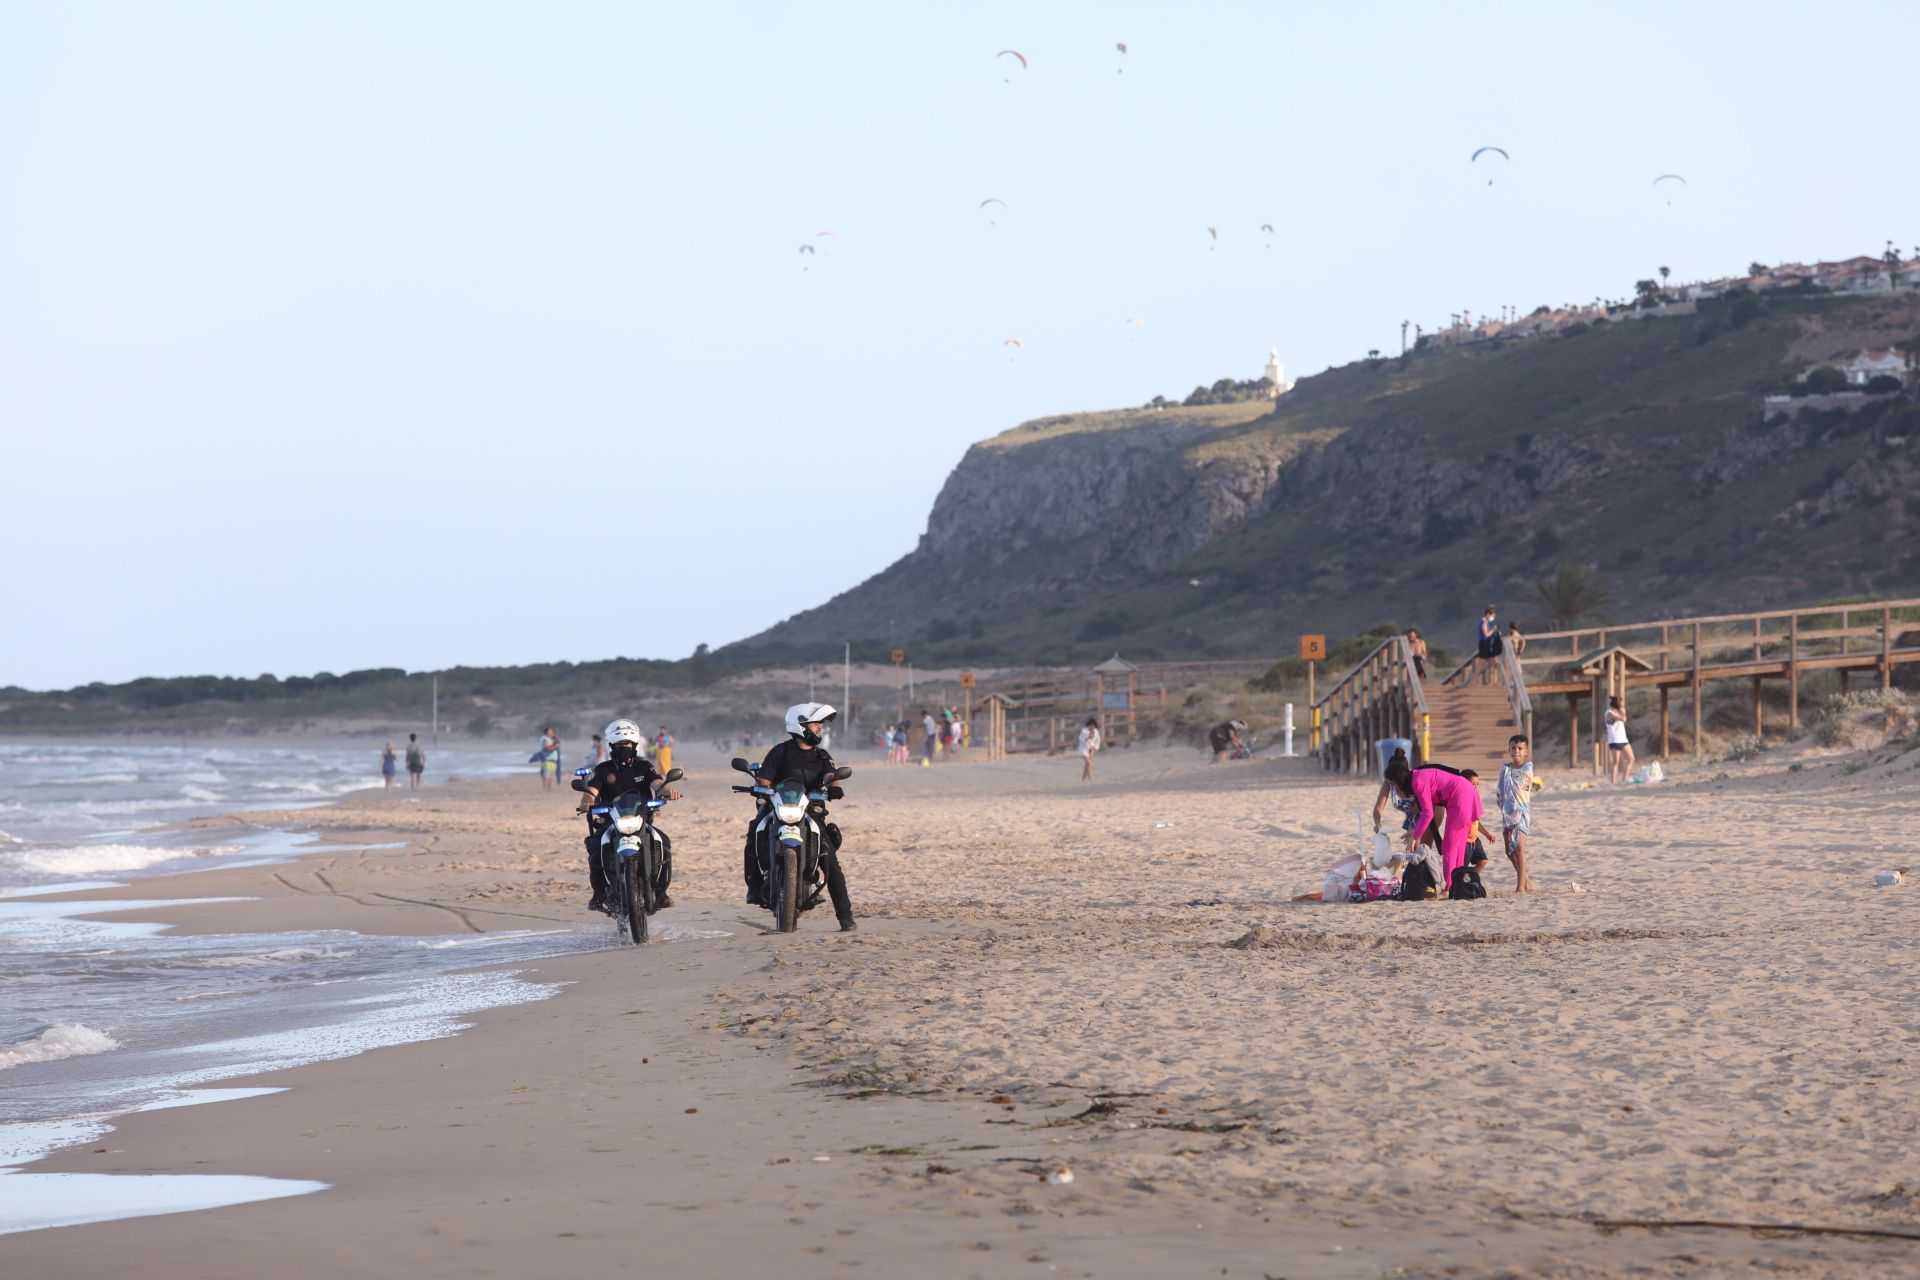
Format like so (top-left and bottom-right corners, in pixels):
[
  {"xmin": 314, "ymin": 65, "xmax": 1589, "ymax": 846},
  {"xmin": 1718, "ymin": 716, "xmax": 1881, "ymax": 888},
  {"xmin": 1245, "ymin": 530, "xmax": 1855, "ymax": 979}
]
[
  {"xmin": 922, "ymin": 709, "xmax": 938, "ymax": 765},
  {"xmin": 380, "ymin": 741, "xmax": 398, "ymax": 792},
  {"xmin": 655, "ymin": 726, "xmax": 675, "ymax": 775},
  {"xmin": 1496, "ymin": 733, "xmax": 1538, "ymax": 893},
  {"xmin": 1476, "ymin": 606, "xmax": 1502, "ymax": 684},
  {"xmin": 404, "ymin": 733, "xmax": 426, "ymax": 791},
  {"xmin": 537, "ymin": 725, "xmax": 559, "ymax": 792},
  {"xmin": 1407, "ymin": 628, "xmax": 1429, "ymax": 680},
  {"xmin": 1605, "ymin": 696, "xmax": 1635, "ymax": 784},
  {"xmin": 1077, "ymin": 717, "xmax": 1101, "ymax": 781},
  {"xmin": 590, "ymin": 733, "xmax": 603, "ymax": 765}
]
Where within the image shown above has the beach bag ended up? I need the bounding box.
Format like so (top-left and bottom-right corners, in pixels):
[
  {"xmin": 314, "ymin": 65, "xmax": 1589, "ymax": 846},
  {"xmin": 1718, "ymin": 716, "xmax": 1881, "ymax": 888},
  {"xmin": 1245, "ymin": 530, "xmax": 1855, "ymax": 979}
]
[
  {"xmin": 1398, "ymin": 858, "xmax": 1438, "ymax": 900},
  {"xmin": 1449, "ymin": 866, "xmax": 1486, "ymax": 900}
]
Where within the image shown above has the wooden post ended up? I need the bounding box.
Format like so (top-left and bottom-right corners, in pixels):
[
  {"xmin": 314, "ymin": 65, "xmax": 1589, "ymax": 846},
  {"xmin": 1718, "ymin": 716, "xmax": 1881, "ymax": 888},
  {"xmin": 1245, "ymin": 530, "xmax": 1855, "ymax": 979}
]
[
  {"xmin": 1591, "ymin": 673, "xmax": 1604, "ymax": 774},
  {"xmin": 1568, "ymin": 693, "xmax": 1578, "ymax": 768},
  {"xmin": 1050, "ymin": 717, "xmax": 1059, "ymax": 754},
  {"xmin": 1752, "ymin": 676, "xmax": 1763, "ymax": 738},
  {"xmin": 1660, "ymin": 685, "xmax": 1671, "ymax": 760},
  {"xmin": 1883, "ymin": 604, "xmax": 1894, "ymax": 691},
  {"xmin": 1660, "ymin": 624, "xmax": 1670, "ymax": 672},
  {"xmin": 1788, "ymin": 613, "xmax": 1799, "ymax": 734},
  {"xmin": 1752, "ymin": 616, "xmax": 1762, "ymax": 662},
  {"xmin": 1691, "ymin": 621, "xmax": 1704, "ymax": 759}
]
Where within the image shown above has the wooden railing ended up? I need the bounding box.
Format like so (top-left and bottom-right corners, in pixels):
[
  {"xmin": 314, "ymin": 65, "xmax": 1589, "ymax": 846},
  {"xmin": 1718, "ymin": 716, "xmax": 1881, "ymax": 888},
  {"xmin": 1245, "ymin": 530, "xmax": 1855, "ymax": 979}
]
[
  {"xmin": 1438, "ymin": 643, "xmax": 1534, "ymax": 742},
  {"xmin": 1515, "ymin": 597, "xmax": 1920, "ymax": 758},
  {"xmin": 1312, "ymin": 635, "xmax": 1429, "ymax": 776}
]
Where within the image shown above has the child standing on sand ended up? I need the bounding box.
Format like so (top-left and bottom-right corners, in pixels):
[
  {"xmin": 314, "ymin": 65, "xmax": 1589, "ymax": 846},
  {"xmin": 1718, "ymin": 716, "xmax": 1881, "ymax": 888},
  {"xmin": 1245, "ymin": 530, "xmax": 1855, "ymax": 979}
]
[
  {"xmin": 1078, "ymin": 717, "xmax": 1101, "ymax": 781},
  {"xmin": 1496, "ymin": 733, "xmax": 1537, "ymax": 893}
]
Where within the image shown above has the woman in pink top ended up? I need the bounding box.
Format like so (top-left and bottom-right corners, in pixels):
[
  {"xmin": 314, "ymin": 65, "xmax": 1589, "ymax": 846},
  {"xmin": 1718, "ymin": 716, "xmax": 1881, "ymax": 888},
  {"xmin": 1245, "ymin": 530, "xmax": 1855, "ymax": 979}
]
[{"xmin": 1398, "ymin": 763, "xmax": 1484, "ymax": 891}]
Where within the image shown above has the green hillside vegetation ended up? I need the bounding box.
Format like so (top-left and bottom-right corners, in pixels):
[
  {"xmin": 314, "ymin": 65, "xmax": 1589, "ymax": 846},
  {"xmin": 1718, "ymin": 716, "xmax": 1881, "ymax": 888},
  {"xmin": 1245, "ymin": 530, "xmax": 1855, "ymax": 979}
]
[{"xmin": 977, "ymin": 400, "xmax": 1270, "ymax": 451}]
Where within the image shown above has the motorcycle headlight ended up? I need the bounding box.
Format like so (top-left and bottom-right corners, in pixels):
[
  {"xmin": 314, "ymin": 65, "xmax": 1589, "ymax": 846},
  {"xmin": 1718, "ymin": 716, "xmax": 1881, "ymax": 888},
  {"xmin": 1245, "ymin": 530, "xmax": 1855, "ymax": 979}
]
[
  {"xmin": 774, "ymin": 802, "xmax": 805, "ymax": 824},
  {"xmin": 614, "ymin": 815, "xmax": 646, "ymax": 835}
]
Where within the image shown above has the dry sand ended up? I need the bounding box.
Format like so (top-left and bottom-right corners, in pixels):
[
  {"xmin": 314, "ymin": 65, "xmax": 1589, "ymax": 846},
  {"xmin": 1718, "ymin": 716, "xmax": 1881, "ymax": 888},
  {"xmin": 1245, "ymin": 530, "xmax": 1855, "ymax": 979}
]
[{"xmin": 4, "ymin": 741, "xmax": 1918, "ymax": 1278}]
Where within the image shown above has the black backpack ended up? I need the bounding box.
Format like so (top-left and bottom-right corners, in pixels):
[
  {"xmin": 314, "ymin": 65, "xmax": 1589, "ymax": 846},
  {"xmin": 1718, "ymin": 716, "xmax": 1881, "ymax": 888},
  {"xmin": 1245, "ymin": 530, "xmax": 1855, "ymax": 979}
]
[
  {"xmin": 1398, "ymin": 858, "xmax": 1438, "ymax": 901},
  {"xmin": 1449, "ymin": 865, "xmax": 1487, "ymax": 900}
]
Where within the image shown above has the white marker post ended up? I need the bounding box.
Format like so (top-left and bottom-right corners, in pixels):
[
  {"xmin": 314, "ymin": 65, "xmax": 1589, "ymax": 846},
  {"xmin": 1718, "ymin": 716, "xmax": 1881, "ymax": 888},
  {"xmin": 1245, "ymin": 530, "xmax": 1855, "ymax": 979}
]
[{"xmin": 1281, "ymin": 703, "xmax": 1296, "ymax": 757}]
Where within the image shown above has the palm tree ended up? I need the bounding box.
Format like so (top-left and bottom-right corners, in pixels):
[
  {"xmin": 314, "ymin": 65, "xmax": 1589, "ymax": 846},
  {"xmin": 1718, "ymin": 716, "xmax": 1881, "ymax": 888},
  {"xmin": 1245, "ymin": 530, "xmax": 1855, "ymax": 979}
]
[
  {"xmin": 1531, "ymin": 564, "xmax": 1613, "ymax": 630},
  {"xmin": 1658, "ymin": 265, "xmax": 1671, "ymax": 289}
]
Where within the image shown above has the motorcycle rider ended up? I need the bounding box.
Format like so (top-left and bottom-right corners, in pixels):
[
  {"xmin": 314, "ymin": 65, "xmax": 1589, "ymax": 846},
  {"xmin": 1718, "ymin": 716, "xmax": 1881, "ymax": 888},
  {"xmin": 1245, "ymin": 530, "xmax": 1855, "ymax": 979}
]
[
  {"xmin": 577, "ymin": 718, "xmax": 680, "ymax": 913},
  {"xmin": 744, "ymin": 702, "xmax": 856, "ymax": 931}
]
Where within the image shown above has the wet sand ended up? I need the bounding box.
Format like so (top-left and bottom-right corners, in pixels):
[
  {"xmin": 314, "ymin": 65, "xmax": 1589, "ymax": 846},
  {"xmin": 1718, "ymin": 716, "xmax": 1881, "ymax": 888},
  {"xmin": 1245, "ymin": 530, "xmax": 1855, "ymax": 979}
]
[{"xmin": 4, "ymin": 742, "xmax": 1917, "ymax": 1277}]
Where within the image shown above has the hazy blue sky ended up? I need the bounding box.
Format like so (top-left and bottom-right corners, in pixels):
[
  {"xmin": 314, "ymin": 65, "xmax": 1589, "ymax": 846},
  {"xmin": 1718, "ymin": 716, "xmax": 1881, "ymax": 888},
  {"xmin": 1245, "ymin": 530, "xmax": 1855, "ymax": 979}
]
[{"xmin": 3, "ymin": 1, "xmax": 1913, "ymax": 689}]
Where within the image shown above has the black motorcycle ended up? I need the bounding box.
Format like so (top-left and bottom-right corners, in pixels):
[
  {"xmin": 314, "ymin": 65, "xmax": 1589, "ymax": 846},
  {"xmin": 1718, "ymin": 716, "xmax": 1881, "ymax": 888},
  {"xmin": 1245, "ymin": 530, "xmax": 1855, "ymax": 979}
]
[
  {"xmin": 577, "ymin": 766, "xmax": 682, "ymax": 944},
  {"xmin": 730, "ymin": 757, "xmax": 850, "ymax": 933}
]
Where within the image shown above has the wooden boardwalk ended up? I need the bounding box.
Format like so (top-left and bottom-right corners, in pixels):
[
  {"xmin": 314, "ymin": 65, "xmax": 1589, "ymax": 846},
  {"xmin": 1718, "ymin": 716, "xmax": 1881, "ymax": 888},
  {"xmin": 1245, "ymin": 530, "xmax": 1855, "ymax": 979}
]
[
  {"xmin": 1312, "ymin": 597, "xmax": 1920, "ymax": 776},
  {"xmin": 1519, "ymin": 599, "xmax": 1920, "ymax": 766}
]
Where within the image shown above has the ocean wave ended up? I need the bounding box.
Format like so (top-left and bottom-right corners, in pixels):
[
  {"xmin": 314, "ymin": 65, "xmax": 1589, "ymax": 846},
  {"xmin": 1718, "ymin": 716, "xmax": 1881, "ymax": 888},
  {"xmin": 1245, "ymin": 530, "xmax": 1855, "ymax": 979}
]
[
  {"xmin": 0, "ymin": 1022, "xmax": 121, "ymax": 1070},
  {"xmin": 200, "ymin": 946, "xmax": 351, "ymax": 968},
  {"xmin": 4, "ymin": 844, "xmax": 236, "ymax": 876},
  {"xmin": 178, "ymin": 785, "xmax": 222, "ymax": 804}
]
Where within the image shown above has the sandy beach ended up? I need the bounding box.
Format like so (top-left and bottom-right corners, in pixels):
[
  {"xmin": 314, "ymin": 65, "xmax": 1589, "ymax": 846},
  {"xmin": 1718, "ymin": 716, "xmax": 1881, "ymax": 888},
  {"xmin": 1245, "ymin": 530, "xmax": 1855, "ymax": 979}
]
[{"xmin": 4, "ymin": 740, "xmax": 1918, "ymax": 1277}]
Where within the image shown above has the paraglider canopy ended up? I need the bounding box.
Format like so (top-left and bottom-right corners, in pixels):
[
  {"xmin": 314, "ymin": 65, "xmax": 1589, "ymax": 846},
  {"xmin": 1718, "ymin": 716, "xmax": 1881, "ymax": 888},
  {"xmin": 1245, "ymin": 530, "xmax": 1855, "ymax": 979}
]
[
  {"xmin": 1003, "ymin": 338, "xmax": 1023, "ymax": 347},
  {"xmin": 1652, "ymin": 174, "xmax": 1687, "ymax": 185},
  {"xmin": 997, "ymin": 49, "xmax": 1028, "ymax": 68},
  {"xmin": 1205, "ymin": 226, "xmax": 1218, "ymax": 240},
  {"xmin": 979, "ymin": 197, "xmax": 1007, "ymax": 209},
  {"xmin": 797, "ymin": 244, "xmax": 815, "ymax": 254},
  {"xmin": 1470, "ymin": 146, "xmax": 1509, "ymax": 162}
]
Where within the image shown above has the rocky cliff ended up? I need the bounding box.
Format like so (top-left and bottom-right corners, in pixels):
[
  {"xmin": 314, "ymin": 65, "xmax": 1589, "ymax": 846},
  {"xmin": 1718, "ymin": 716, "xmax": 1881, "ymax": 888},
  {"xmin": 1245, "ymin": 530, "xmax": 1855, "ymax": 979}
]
[{"xmin": 724, "ymin": 291, "xmax": 1920, "ymax": 665}]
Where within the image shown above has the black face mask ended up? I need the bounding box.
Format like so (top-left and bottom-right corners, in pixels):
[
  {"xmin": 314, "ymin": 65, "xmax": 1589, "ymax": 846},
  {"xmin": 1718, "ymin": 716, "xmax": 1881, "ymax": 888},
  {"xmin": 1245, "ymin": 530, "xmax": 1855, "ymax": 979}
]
[{"xmin": 610, "ymin": 743, "xmax": 639, "ymax": 763}]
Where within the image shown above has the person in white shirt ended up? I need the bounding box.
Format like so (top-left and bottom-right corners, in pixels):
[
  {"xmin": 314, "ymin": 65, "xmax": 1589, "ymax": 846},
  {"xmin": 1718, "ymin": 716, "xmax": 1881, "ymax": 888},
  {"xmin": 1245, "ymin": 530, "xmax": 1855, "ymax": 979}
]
[
  {"xmin": 1077, "ymin": 717, "xmax": 1101, "ymax": 781},
  {"xmin": 1604, "ymin": 695, "xmax": 1634, "ymax": 784}
]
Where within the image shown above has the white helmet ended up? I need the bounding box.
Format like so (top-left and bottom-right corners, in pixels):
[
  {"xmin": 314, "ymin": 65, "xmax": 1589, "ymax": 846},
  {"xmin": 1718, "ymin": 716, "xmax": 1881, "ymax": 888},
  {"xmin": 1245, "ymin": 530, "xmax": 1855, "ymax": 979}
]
[
  {"xmin": 604, "ymin": 719, "xmax": 644, "ymax": 749},
  {"xmin": 784, "ymin": 702, "xmax": 838, "ymax": 746}
]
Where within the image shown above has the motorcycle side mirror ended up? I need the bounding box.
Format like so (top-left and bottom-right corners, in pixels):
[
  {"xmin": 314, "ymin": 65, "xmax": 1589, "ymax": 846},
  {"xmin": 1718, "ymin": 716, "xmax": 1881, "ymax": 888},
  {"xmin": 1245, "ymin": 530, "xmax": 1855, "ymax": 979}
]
[
  {"xmin": 832, "ymin": 765, "xmax": 853, "ymax": 779},
  {"xmin": 663, "ymin": 767, "xmax": 684, "ymax": 784},
  {"xmin": 730, "ymin": 757, "xmax": 751, "ymax": 774},
  {"xmin": 569, "ymin": 778, "xmax": 588, "ymax": 792}
]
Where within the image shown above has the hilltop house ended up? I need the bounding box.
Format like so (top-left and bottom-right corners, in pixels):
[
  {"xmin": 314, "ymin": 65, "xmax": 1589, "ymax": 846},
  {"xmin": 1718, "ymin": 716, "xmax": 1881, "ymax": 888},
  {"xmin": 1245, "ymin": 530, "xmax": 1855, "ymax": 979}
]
[{"xmin": 1838, "ymin": 348, "xmax": 1916, "ymax": 386}]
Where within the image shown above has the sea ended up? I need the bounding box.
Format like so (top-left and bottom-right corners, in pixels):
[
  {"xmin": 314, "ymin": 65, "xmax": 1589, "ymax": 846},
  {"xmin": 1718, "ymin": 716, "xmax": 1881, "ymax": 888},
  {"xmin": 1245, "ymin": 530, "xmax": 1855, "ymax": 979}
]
[{"xmin": 0, "ymin": 740, "xmax": 631, "ymax": 1234}]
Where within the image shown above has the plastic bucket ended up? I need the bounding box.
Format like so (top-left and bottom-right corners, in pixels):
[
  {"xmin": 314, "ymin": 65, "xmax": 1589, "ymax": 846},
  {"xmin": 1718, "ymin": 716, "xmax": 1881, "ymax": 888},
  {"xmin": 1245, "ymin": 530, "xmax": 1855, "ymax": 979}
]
[{"xmin": 1376, "ymin": 737, "xmax": 1412, "ymax": 778}]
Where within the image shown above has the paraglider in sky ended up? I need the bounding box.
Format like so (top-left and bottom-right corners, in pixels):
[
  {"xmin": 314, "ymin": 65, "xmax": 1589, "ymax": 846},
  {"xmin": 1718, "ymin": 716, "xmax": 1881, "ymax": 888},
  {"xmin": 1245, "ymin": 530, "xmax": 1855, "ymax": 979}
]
[
  {"xmin": 1471, "ymin": 146, "xmax": 1509, "ymax": 185},
  {"xmin": 798, "ymin": 244, "xmax": 815, "ymax": 255},
  {"xmin": 997, "ymin": 49, "xmax": 1027, "ymax": 81},
  {"xmin": 1654, "ymin": 173, "xmax": 1687, "ymax": 206},
  {"xmin": 1124, "ymin": 318, "xmax": 1146, "ymax": 329},
  {"xmin": 1115, "ymin": 41, "xmax": 1127, "ymax": 54},
  {"xmin": 815, "ymin": 230, "xmax": 840, "ymax": 239},
  {"xmin": 979, "ymin": 197, "xmax": 1007, "ymax": 226},
  {"xmin": 1003, "ymin": 338, "xmax": 1023, "ymax": 347},
  {"xmin": 1260, "ymin": 223, "xmax": 1274, "ymax": 233}
]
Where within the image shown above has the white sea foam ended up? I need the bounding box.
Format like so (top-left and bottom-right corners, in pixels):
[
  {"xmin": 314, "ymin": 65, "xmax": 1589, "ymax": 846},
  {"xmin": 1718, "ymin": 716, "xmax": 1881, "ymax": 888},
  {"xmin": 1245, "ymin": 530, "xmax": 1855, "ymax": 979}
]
[
  {"xmin": 199, "ymin": 946, "xmax": 350, "ymax": 968},
  {"xmin": 0, "ymin": 1024, "xmax": 121, "ymax": 1071},
  {"xmin": 6, "ymin": 844, "xmax": 234, "ymax": 876},
  {"xmin": 178, "ymin": 785, "xmax": 221, "ymax": 804}
]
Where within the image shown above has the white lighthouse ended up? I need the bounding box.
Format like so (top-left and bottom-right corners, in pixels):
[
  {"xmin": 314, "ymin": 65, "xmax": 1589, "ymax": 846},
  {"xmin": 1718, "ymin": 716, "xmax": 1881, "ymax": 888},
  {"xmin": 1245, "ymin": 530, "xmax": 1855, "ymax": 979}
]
[{"xmin": 1262, "ymin": 348, "xmax": 1294, "ymax": 397}]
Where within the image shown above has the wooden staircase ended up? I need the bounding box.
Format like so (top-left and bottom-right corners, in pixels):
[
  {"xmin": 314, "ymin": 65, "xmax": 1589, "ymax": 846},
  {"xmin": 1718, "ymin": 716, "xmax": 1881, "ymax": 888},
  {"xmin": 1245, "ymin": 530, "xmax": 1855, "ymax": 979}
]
[{"xmin": 1422, "ymin": 681, "xmax": 1522, "ymax": 772}]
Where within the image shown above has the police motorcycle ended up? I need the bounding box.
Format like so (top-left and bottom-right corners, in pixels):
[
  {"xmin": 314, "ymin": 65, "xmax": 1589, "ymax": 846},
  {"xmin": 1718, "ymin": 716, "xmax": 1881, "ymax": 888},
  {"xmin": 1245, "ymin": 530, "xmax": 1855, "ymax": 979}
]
[
  {"xmin": 573, "ymin": 763, "xmax": 683, "ymax": 945},
  {"xmin": 730, "ymin": 755, "xmax": 853, "ymax": 935}
]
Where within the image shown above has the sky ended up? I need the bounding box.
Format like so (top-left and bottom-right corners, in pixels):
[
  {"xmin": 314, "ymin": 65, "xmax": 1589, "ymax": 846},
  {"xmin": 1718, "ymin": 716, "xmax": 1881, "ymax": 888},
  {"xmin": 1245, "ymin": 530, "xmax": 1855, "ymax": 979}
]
[{"xmin": 3, "ymin": 0, "xmax": 1914, "ymax": 690}]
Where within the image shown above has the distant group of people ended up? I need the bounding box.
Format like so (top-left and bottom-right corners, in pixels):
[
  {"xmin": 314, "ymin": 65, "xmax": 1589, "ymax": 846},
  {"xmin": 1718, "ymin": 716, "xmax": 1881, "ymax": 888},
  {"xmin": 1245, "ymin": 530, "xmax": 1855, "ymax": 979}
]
[
  {"xmin": 878, "ymin": 708, "xmax": 964, "ymax": 765},
  {"xmin": 1401, "ymin": 607, "xmax": 1526, "ymax": 686},
  {"xmin": 378, "ymin": 733, "xmax": 427, "ymax": 791}
]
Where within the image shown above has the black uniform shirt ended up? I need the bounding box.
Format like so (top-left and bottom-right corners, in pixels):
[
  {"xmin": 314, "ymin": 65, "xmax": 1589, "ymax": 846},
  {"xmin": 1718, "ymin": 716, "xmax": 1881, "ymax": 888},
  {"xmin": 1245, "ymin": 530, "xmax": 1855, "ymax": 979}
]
[
  {"xmin": 586, "ymin": 755, "xmax": 662, "ymax": 803},
  {"xmin": 756, "ymin": 740, "xmax": 837, "ymax": 792}
]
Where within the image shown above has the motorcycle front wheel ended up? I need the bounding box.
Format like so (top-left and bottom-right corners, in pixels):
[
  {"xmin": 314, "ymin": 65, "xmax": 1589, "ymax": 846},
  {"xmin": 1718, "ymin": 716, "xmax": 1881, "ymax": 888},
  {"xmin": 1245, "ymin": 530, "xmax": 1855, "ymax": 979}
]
[
  {"xmin": 624, "ymin": 854, "xmax": 651, "ymax": 945},
  {"xmin": 771, "ymin": 845, "xmax": 799, "ymax": 933}
]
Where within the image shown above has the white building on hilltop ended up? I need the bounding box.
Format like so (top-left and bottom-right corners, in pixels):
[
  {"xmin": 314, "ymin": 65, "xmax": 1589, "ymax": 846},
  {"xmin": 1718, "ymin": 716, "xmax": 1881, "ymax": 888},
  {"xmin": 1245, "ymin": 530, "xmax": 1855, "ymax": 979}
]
[{"xmin": 1262, "ymin": 349, "xmax": 1295, "ymax": 397}]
